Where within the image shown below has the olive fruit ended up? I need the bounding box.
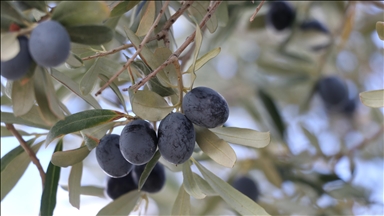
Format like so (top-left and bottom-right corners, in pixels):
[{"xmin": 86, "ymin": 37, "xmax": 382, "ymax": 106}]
[
  {"xmin": 119, "ymin": 119, "xmax": 158, "ymax": 165},
  {"xmin": 316, "ymin": 76, "xmax": 348, "ymax": 108},
  {"xmin": 131, "ymin": 163, "xmax": 166, "ymax": 193},
  {"xmin": 29, "ymin": 20, "xmax": 70, "ymax": 67},
  {"xmin": 182, "ymin": 87, "xmax": 229, "ymax": 128},
  {"xmin": 266, "ymin": 1, "xmax": 296, "ymax": 31},
  {"xmin": 105, "ymin": 172, "xmax": 138, "ymax": 200},
  {"xmin": 232, "ymin": 176, "xmax": 260, "ymax": 201},
  {"xmin": 96, "ymin": 134, "xmax": 134, "ymax": 178},
  {"xmin": 158, "ymin": 112, "xmax": 195, "ymax": 165},
  {"xmin": 1, "ymin": 36, "xmax": 32, "ymax": 80}
]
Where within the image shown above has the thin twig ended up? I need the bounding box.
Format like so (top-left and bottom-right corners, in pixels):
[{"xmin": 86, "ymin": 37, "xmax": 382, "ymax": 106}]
[
  {"xmin": 250, "ymin": 0, "xmax": 266, "ymax": 22},
  {"xmin": 82, "ymin": 43, "xmax": 135, "ymax": 61},
  {"xmin": 5, "ymin": 124, "xmax": 46, "ymax": 187},
  {"xmin": 95, "ymin": 1, "xmax": 170, "ymax": 96},
  {"xmin": 156, "ymin": 1, "xmax": 195, "ymax": 41},
  {"xmin": 129, "ymin": 1, "xmax": 223, "ymax": 92}
]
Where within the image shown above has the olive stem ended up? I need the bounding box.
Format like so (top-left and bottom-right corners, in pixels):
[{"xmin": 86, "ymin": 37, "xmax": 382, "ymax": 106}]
[
  {"xmin": 95, "ymin": 1, "xmax": 171, "ymax": 96},
  {"xmin": 5, "ymin": 123, "xmax": 46, "ymax": 187},
  {"xmin": 249, "ymin": 0, "xmax": 266, "ymax": 22},
  {"xmin": 128, "ymin": 1, "xmax": 223, "ymax": 92}
]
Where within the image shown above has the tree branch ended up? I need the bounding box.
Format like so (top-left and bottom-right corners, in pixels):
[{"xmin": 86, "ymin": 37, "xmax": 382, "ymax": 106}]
[
  {"xmin": 128, "ymin": 1, "xmax": 223, "ymax": 92},
  {"xmin": 250, "ymin": 0, "xmax": 266, "ymax": 22},
  {"xmin": 95, "ymin": 1, "xmax": 171, "ymax": 96},
  {"xmin": 81, "ymin": 43, "xmax": 135, "ymax": 61},
  {"xmin": 5, "ymin": 123, "xmax": 46, "ymax": 187}
]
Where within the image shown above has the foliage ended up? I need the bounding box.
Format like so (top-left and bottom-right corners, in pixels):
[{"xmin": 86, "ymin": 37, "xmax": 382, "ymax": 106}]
[{"xmin": 1, "ymin": 1, "xmax": 383, "ymax": 215}]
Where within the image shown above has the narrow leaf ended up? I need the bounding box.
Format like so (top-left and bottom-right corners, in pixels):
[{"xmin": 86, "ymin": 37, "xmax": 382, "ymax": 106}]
[
  {"xmin": 61, "ymin": 185, "xmax": 105, "ymax": 198},
  {"xmin": 40, "ymin": 140, "xmax": 63, "ymax": 216},
  {"xmin": 359, "ymin": 89, "xmax": 384, "ymax": 108},
  {"xmin": 0, "ymin": 2, "xmax": 28, "ymax": 31},
  {"xmin": 52, "ymin": 2, "xmax": 110, "ymax": 27},
  {"xmin": 51, "ymin": 69, "xmax": 101, "ymax": 109},
  {"xmin": 258, "ymin": 89, "xmax": 285, "ymax": 139},
  {"xmin": 65, "ymin": 52, "xmax": 84, "ymax": 69},
  {"xmin": 45, "ymin": 109, "xmax": 125, "ymax": 145},
  {"xmin": 138, "ymin": 151, "xmax": 161, "ymax": 191},
  {"xmin": 216, "ymin": 1, "xmax": 229, "ymax": 27},
  {"xmin": 129, "ymin": 89, "xmax": 173, "ymax": 121},
  {"xmin": 194, "ymin": 160, "xmax": 270, "ymax": 216},
  {"xmin": 98, "ymin": 73, "xmax": 127, "ymax": 112},
  {"xmin": 0, "ymin": 126, "xmax": 30, "ymax": 137},
  {"xmin": 66, "ymin": 25, "xmax": 114, "ymax": 45},
  {"xmin": 195, "ymin": 126, "xmax": 237, "ymax": 168},
  {"xmin": 154, "ymin": 47, "xmax": 178, "ymax": 87},
  {"xmin": 110, "ymin": 1, "xmax": 140, "ymax": 17},
  {"xmin": 171, "ymin": 184, "xmax": 190, "ymax": 216},
  {"xmin": 209, "ymin": 127, "xmax": 270, "ymax": 148},
  {"xmin": 96, "ymin": 191, "xmax": 141, "ymax": 216},
  {"xmin": 51, "ymin": 145, "xmax": 90, "ymax": 168},
  {"xmin": 1, "ymin": 140, "xmax": 43, "ymax": 201},
  {"xmin": 188, "ymin": 2, "xmax": 218, "ymax": 33},
  {"xmin": 124, "ymin": 27, "xmax": 170, "ymax": 85},
  {"xmin": 192, "ymin": 172, "xmax": 217, "ymax": 196},
  {"xmin": 136, "ymin": 1, "xmax": 155, "ymax": 37},
  {"xmin": 186, "ymin": 47, "xmax": 221, "ymax": 74},
  {"xmin": 182, "ymin": 160, "xmax": 206, "ymax": 199},
  {"xmin": 11, "ymin": 78, "xmax": 35, "ymax": 116},
  {"xmin": 1, "ymin": 138, "xmax": 35, "ymax": 172},
  {"xmin": 1, "ymin": 111, "xmax": 50, "ymax": 129},
  {"xmin": 68, "ymin": 162, "xmax": 83, "ymax": 209}
]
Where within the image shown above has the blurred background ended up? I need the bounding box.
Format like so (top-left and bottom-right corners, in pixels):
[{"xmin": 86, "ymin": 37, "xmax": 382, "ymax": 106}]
[{"xmin": 1, "ymin": 1, "xmax": 383, "ymax": 215}]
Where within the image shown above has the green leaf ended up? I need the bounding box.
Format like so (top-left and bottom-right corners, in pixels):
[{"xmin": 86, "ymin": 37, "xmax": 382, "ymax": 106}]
[
  {"xmin": 33, "ymin": 67, "xmax": 64, "ymax": 125},
  {"xmin": 136, "ymin": 1, "xmax": 155, "ymax": 37},
  {"xmin": 11, "ymin": 76, "xmax": 35, "ymax": 117},
  {"xmin": 359, "ymin": 89, "xmax": 384, "ymax": 108},
  {"xmin": 258, "ymin": 89, "xmax": 285, "ymax": 139},
  {"xmin": 209, "ymin": 127, "xmax": 270, "ymax": 148},
  {"xmin": 98, "ymin": 73, "xmax": 127, "ymax": 112},
  {"xmin": 182, "ymin": 160, "xmax": 206, "ymax": 199},
  {"xmin": 376, "ymin": 21, "xmax": 384, "ymax": 40},
  {"xmin": 45, "ymin": 109, "xmax": 125, "ymax": 146},
  {"xmin": 110, "ymin": 1, "xmax": 140, "ymax": 17},
  {"xmin": 80, "ymin": 122, "xmax": 115, "ymax": 150},
  {"xmin": 1, "ymin": 111, "xmax": 50, "ymax": 129},
  {"xmin": 65, "ymin": 52, "xmax": 84, "ymax": 69},
  {"xmin": 52, "ymin": 2, "xmax": 110, "ymax": 27},
  {"xmin": 154, "ymin": 47, "xmax": 178, "ymax": 87},
  {"xmin": 188, "ymin": 2, "xmax": 218, "ymax": 33},
  {"xmin": 216, "ymin": 1, "xmax": 229, "ymax": 27},
  {"xmin": 193, "ymin": 159, "xmax": 270, "ymax": 216},
  {"xmin": 40, "ymin": 139, "xmax": 63, "ymax": 216},
  {"xmin": 171, "ymin": 184, "xmax": 190, "ymax": 216},
  {"xmin": 61, "ymin": 185, "xmax": 105, "ymax": 198},
  {"xmin": 138, "ymin": 151, "xmax": 161, "ymax": 191},
  {"xmin": 124, "ymin": 27, "xmax": 170, "ymax": 86},
  {"xmin": 50, "ymin": 69, "xmax": 101, "ymax": 109},
  {"xmin": 192, "ymin": 172, "xmax": 217, "ymax": 196},
  {"xmin": 0, "ymin": 2, "xmax": 28, "ymax": 31},
  {"xmin": 1, "ymin": 138, "xmax": 35, "ymax": 172},
  {"xmin": 96, "ymin": 191, "xmax": 141, "ymax": 216},
  {"xmin": 195, "ymin": 126, "xmax": 237, "ymax": 168},
  {"xmin": 68, "ymin": 162, "xmax": 83, "ymax": 209},
  {"xmin": 51, "ymin": 145, "xmax": 90, "ymax": 168},
  {"xmin": 66, "ymin": 25, "xmax": 114, "ymax": 45},
  {"xmin": 1, "ymin": 139, "xmax": 43, "ymax": 201},
  {"xmin": 0, "ymin": 126, "xmax": 30, "ymax": 137},
  {"xmin": 133, "ymin": 60, "xmax": 175, "ymax": 97},
  {"xmin": 129, "ymin": 89, "xmax": 173, "ymax": 121},
  {"xmin": 1, "ymin": 32, "xmax": 19, "ymax": 61},
  {"xmin": 22, "ymin": 1, "xmax": 47, "ymax": 12}
]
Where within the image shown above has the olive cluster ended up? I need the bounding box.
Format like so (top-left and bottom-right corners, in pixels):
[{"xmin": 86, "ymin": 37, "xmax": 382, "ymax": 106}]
[
  {"xmin": 96, "ymin": 87, "xmax": 229, "ymax": 194},
  {"xmin": 1, "ymin": 20, "xmax": 70, "ymax": 80}
]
